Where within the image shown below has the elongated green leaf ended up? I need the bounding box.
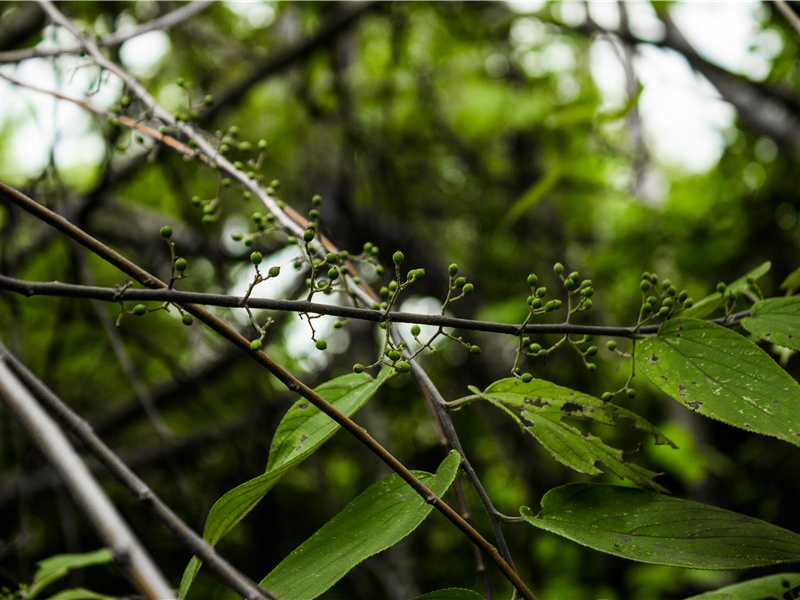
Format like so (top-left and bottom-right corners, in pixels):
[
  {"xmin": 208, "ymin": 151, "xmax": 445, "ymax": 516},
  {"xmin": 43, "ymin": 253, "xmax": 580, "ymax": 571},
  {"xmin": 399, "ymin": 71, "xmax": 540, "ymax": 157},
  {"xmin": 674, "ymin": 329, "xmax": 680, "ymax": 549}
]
[
  {"xmin": 684, "ymin": 573, "xmax": 800, "ymax": 600},
  {"xmin": 781, "ymin": 266, "xmax": 800, "ymax": 294},
  {"xmin": 472, "ymin": 378, "xmax": 674, "ymax": 446},
  {"xmin": 521, "ymin": 483, "xmax": 800, "ymax": 569},
  {"xmin": 637, "ymin": 319, "xmax": 800, "ymax": 448},
  {"xmin": 260, "ymin": 450, "xmax": 461, "ymax": 600},
  {"xmin": 179, "ymin": 368, "xmax": 392, "ymax": 599},
  {"xmin": 33, "ymin": 549, "xmax": 113, "ymax": 583},
  {"xmin": 680, "ymin": 262, "xmax": 770, "ymax": 319},
  {"xmin": 521, "ymin": 410, "xmax": 665, "ymax": 492},
  {"xmin": 414, "ymin": 589, "xmax": 484, "ymax": 600},
  {"xmin": 48, "ymin": 590, "xmax": 114, "ymax": 600},
  {"xmin": 741, "ymin": 297, "xmax": 800, "ymax": 351}
]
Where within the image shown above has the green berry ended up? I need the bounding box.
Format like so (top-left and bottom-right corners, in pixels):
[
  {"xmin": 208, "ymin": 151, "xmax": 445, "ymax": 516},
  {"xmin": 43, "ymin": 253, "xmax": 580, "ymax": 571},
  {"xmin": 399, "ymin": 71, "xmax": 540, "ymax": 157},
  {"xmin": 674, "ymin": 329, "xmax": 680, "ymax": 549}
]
[
  {"xmin": 626, "ymin": 388, "xmax": 637, "ymax": 399},
  {"xmin": 586, "ymin": 346, "xmax": 598, "ymax": 356},
  {"xmin": 530, "ymin": 343, "xmax": 542, "ymax": 353},
  {"xmin": 388, "ymin": 281, "xmax": 398, "ymax": 292},
  {"xmin": 583, "ymin": 299, "xmax": 593, "ymax": 309},
  {"xmin": 325, "ymin": 252, "xmax": 338, "ymax": 264},
  {"xmin": 133, "ymin": 304, "xmax": 147, "ymax": 316},
  {"xmin": 410, "ymin": 324, "xmax": 421, "ymax": 336},
  {"xmin": 258, "ymin": 139, "xmax": 268, "ymax": 150},
  {"xmin": 527, "ymin": 273, "xmax": 538, "ymax": 287},
  {"xmin": 553, "ymin": 262, "xmax": 564, "ymax": 275},
  {"xmin": 640, "ymin": 280, "xmax": 651, "ymax": 292},
  {"xmin": 268, "ymin": 266, "xmax": 281, "ymax": 277},
  {"xmin": 182, "ymin": 313, "xmax": 193, "ymax": 326},
  {"xmin": 601, "ymin": 392, "xmax": 612, "ymax": 401},
  {"xmin": 650, "ymin": 273, "xmax": 658, "ymax": 285},
  {"xmin": 395, "ymin": 361, "xmax": 411, "ymax": 373},
  {"xmin": 606, "ymin": 340, "xmax": 617, "ymax": 351},
  {"xmin": 375, "ymin": 266, "xmax": 385, "ymax": 276},
  {"xmin": 353, "ymin": 363, "xmax": 364, "ymax": 373},
  {"xmin": 328, "ymin": 267, "xmax": 339, "ymax": 280},
  {"xmin": 647, "ymin": 296, "xmax": 658, "ymax": 307},
  {"xmin": 388, "ymin": 350, "xmax": 401, "ymax": 361},
  {"xmin": 203, "ymin": 94, "xmax": 213, "ymax": 106},
  {"xmin": 175, "ymin": 257, "xmax": 188, "ymax": 272},
  {"xmin": 455, "ymin": 277, "xmax": 466, "ymax": 288},
  {"xmin": 228, "ymin": 125, "xmax": 239, "ymax": 137},
  {"xmin": 449, "ymin": 263, "xmax": 459, "ymax": 276},
  {"xmin": 221, "ymin": 177, "xmax": 232, "ymax": 187},
  {"xmin": 642, "ymin": 304, "xmax": 653, "ymax": 315},
  {"xmin": 568, "ymin": 271, "xmax": 580, "ymax": 282},
  {"xmin": 564, "ymin": 278, "xmax": 575, "ymax": 291},
  {"xmin": 250, "ymin": 339, "xmax": 262, "ymax": 351},
  {"xmin": 586, "ymin": 362, "xmax": 596, "ymax": 371},
  {"xmin": 531, "ymin": 298, "xmax": 543, "ymax": 309},
  {"xmin": 521, "ymin": 373, "xmax": 533, "ymax": 383},
  {"xmin": 658, "ymin": 306, "xmax": 671, "ymax": 317},
  {"xmin": 250, "ymin": 251, "xmax": 263, "ymax": 265},
  {"xmin": 462, "ymin": 283, "xmax": 474, "ymax": 295},
  {"xmin": 315, "ymin": 339, "xmax": 327, "ymax": 351},
  {"xmin": 160, "ymin": 225, "xmax": 173, "ymax": 238},
  {"xmin": 716, "ymin": 282, "xmax": 727, "ymax": 294},
  {"xmin": 538, "ymin": 349, "xmax": 549, "ymax": 358},
  {"xmin": 580, "ymin": 287, "xmax": 594, "ymax": 298},
  {"xmin": 392, "ymin": 250, "xmax": 405, "ymax": 265},
  {"xmin": 535, "ymin": 286, "xmax": 547, "ymax": 297},
  {"xmin": 231, "ymin": 232, "xmax": 243, "ymax": 241},
  {"xmin": 239, "ymin": 141, "xmax": 252, "ymax": 152},
  {"xmin": 684, "ymin": 298, "xmax": 694, "ymax": 308},
  {"xmin": 678, "ymin": 290, "xmax": 689, "ymax": 302},
  {"xmin": 303, "ymin": 229, "xmax": 315, "ymax": 243},
  {"xmin": 312, "ymin": 194, "xmax": 322, "ymax": 206},
  {"xmin": 469, "ymin": 345, "xmax": 481, "ymax": 355},
  {"xmin": 409, "ymin": 268, "xmax": 425, "ymax": 280}
]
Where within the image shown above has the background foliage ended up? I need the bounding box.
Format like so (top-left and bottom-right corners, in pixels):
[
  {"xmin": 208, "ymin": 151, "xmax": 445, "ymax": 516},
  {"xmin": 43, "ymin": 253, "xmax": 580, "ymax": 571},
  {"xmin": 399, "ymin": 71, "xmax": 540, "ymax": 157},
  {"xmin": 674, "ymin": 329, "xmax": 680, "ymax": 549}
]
[{"xmin": 1, "ymin": 1, "xmax": 800, "ymax": 598}]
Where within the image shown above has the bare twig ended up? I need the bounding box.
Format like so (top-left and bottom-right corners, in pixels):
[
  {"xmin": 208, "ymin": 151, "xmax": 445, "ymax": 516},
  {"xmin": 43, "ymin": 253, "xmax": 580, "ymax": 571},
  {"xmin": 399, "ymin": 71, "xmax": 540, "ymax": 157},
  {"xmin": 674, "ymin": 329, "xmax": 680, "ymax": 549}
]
[
  {"xmin": 0, "ymin": 353, "xmax": 175, "ymax": 599},
  {"xmin": 0, "ymin": 343, "xmax": 275, "ymax": 600}
]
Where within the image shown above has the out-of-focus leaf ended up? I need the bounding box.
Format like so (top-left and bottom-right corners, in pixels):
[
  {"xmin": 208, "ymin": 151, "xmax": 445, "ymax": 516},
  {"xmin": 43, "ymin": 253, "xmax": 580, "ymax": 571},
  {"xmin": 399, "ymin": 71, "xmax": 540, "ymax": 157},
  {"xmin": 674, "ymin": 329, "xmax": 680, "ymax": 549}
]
[
  {"xmin": 413, "ymin": 589, "xmax": 484, "ymax": 600},
  {"xmin": 33, "ymin": 549, "xmax": 113, "ymax": 583},
  {"xmin": 260, "ymin": 450, "xmax": 461, "ymax": 600},
  {"xmin": 781, "ymin": 266, "xmax": 800, "ymax": 294},
  {"xmin": 521, "ymin": 484, "xmax": 800, "ymax": 569},
  {"xmin": 637, "ymin": 319, "xmax": 800, "ymax": 448},
  {"xmin": 684, "ymin": 572, "xmax": 800, "ymax": 599}
]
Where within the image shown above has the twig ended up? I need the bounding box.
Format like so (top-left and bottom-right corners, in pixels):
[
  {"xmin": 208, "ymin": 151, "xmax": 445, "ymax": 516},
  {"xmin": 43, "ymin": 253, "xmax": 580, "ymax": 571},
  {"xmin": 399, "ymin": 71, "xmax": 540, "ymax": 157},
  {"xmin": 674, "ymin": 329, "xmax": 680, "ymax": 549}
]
[
  {"xmin": 0, "ymin": 172, "xmax": 536, "ymax": 600},
  {"xmin": 0, "ymin": 343, "xmax": 275, "ymax": 600},
  {"xmin": 0, "ymin": 352, "xmax": 175, "ymax": 599},
  {"xmin": 0, "ymin": 2, "xmax": 209, "ymax": 63}
]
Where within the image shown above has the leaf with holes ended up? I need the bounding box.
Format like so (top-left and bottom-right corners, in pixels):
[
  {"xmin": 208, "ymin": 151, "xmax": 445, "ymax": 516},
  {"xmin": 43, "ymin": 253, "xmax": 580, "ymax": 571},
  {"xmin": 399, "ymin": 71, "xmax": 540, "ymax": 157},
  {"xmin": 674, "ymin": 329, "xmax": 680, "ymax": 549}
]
[
  {"xmin": 521, "ymin": 483, "xmax": 800, "ymax": 569},
  {"xmin": 636, "ymin": 319, "xmax": 800, "ymax": 448},
  {"xmin": 684, "ymin": 573, "xmax": 800, "ymax": 599},
  {"xmin": 260, "ymin": 450, "xmax": 461, "ymax": 600},
  {"xmin": 470, "ymin": 378, "xmax": 674, "ymax": 447},
  {"xmin": 179, "ymin": 367, "xmax": 393, "ymax": 599},
  {"xmin": 741, "ymin": 297, "xmax": 800, "ymax": 352}
]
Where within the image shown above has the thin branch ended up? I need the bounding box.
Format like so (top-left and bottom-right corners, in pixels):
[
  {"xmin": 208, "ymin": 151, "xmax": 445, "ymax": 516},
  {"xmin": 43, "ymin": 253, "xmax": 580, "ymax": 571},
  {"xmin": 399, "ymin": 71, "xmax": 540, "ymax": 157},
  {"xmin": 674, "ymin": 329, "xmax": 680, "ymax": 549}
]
[
  {"xmin": 0, "ymin": 343, "xmax": 275, "ymax": 600},
  {"xmin": 0, "ymin": 171, "xmax": 536, "ymax": 600},
  {"xmin": 0, "ymin": 353, "xmax": 175, "ymax": 599},
  {"xmin": 0, "ymin": 272, "xmax": 752, "ymax": 337},
  {"xmin": 0, "ymin": 2, "xmax": 210, "ymax": 63}
]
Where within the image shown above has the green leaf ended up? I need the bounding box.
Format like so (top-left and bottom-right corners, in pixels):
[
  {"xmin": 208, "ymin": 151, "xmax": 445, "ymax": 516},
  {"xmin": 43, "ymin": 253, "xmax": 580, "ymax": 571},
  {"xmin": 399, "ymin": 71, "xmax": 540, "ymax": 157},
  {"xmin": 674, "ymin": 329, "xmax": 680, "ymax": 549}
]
[
  {"xmin": 471, "ymin": 378, "xmax": 675, "ymax": 446},
  {"xmin": 684, "ymin": 573, "xmax": 800, "ymax": 599},
  {"xmin": 48, "ymin": 590, "xmax": 115, "ymax": 600},
  {"xmin": 741, "ymin": 297, "xmax": 800, "ymax": 351},
  {"xmin": 179, "ymin": 368, "xmax": 392, "ymax": 599},
  {"xmin": 260, "ymin": 450, "xmax": 461, "ymax": 600},
  {"xmin": 413, "ymin": 589, "xmax": 484, "ymax": 600},
  {"xmin": 637, "ymin": 319, "xmax": 800, "ymax": 448},
  {"xmin": 521, "ymin": 483, "xmax": 800, "ymax": 569},
  {"xmin": 781, "ymin": 266, "xmax": 800, "ymax": 294},
  {"xmin": 33, "ymin": 549, "xmax": 113, "ymax": 583},
  {"xmin": 680, "ymin": 262, "xmax": 770, "ymax": 319},
  {"xmin": 470, "ymin": 379, "xmax": 669, "ymax": 491}
]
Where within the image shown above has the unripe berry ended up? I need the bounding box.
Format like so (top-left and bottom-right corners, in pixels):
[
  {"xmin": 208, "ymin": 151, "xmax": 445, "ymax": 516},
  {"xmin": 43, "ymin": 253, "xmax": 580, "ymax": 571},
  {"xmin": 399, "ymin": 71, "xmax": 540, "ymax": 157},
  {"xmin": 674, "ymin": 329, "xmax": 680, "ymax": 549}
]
[
  {"xmin": 175, "ymin": 257, "xmax": 188, "ymax": 272},
  {"xmin": 239, "ymin": 141, "xmax": 252, "ymax": 152},
  {"xmin": 328, "ymin": 267, "xmax": 339, "ymax": 280},
  {"xmin": 521, "ymin": 373, "xmax": 533, "ymax": 383},
  {"xmin": 586, "ymin": 346, "xmax": 598, "ymax": 356},
  {"xmin": 333, "ymin": 321, "xmax": 343, "ymax": 329},
  {"xmin": 564, "ymin": 278, "xmax": 575, "ymax": 291},
  {"xmin": 527, "ymin": 273, "xmax": 538, "ymax": 287},
  {"xmin": 250, "ymin": 339, "xmax": 262, "ymax": 351},
  {"xmin": 455, "ymin": 277, "xmax": 467, "ymax": 288},
  {"xmin": 395, "ymin": 361, "xmax": 411, "ymax": 373},
  {"xmin": 568, "ymin": 271, "xmax": 580, "ymax": 282},
  {"xmin": 535, "ymin": 286, "xmax": 547, "ymax": 297},
  {"xmin": 312, "ymin": 194, "xmax": 322, "ymax": 205},
  {"xmin": 160, "ymin": 225, "xmax": 173, "ymax": 238},
  {"xmin": 203, "ymin": 94, "xmax": 213, "ymax": 106},
  {"xmin": 646, "ymin": 296, "xmax": 658, "ymax": 307},
  {"xmin": 182, "ymin": 313, "xmax": 193, "ymax": 326},
  {"xmin": 250, "ymin": 251, "xmax": 263, "ymax": 265},
  {"xmin": 553, "ymin": 262, "xmax": 564, "ymax": 275},
  {"xmin": 231, "ymin": 232, "xmax": 243, "ymax": 241},
  {"xmin": 678, "ymin": 290, "xmax": 689, "ymax": 302},
  {"xmin": 449, "ymin": 263, "xmax": 459, "ymax": 276},
  {"xmin": 531, "ymin": 298, "xmax": 543, "ymax": 309},
  {"xmin": 684, "ymin": 298, "xmax": 694, "ymax": 308},
  {"xmin": 353, "ymin": 363, "xmax": 364, "ymax": 373},
  {"xmin": 642, "ymin": 304, "xmax": 653, "ymax": 315},
  {"xmin": 469, "ymin": 345, "xmax": 481, "ymax": 355},
  {"xmin": 581, "ymin": 287, "xmax": 594, "ymax": 298},
  {"xmin": 325, "ymin": 252, "xmax": 338, "ymax": 264},
  {"xmin": 606, "ymin": 340, "xmax": 617, "ymax": 351},
  {"xmin": 462, "ymin": 283, "xmax": 474, "ymax": 295},
  {"xmin": 716, "ymin": 282, "xmax": 727, "ymax": 294},
  {"xmin": 640, "ymin": 280, "xmax": 651, "ymax": 292},
  {"xmin": 601, "ymin": 391, "xmax": 612, "ymax": 401},
  {"xmin": 530, "ymin": 343, "xmax": 542, "ymax": 353},
  {"xmin": 268, "ymin": 266, "xmax": 281, "ymax": 277},
  {"xmin": 409, "ymin": 268, "xmax": 425, "ymax": 280},
  {"xmin": 393, "ymin": 250, "xmax": 405, "ymax": 265},
  {"xmin": 410, "ymin": 324, "xmax": 421, "ymax": 336},
  {"xmin": 388, "ymin": 281, "xmax": 398, "ymax": 292},
  {"xmin": 658, "ymin": 306, "xmax": 670, "ymax": 317},
  {"xmin": 586, "ymin": 362, "xmax": 596, "ymax": 371},
  {"xmin": 388, "ymin": 350, "xmax": 401, "ymax": 361},
  {"xmin": 315, "ymin": 339, "xmax": 327, "ymax": 351},
  {"xmin": 538, "ymin": 348, "xmax": 549, "ymax": 358},
  {"xmin": 583, "ymin": 299, "xmax": 593, "ymax": 309},
  {"xmin": 133, "ymin": 304, "xmax": 147, "ymax": 316},
  {"xmin": 375, "ymin": 266, "xmax": 385, "ymax": 276},
  {"xmin": 626, "ymin": 388, "xmax": 637, "ymax": 399},
  {"xmin": 303, "ymin": 229, "xmax": 315, "ymax": 243}
]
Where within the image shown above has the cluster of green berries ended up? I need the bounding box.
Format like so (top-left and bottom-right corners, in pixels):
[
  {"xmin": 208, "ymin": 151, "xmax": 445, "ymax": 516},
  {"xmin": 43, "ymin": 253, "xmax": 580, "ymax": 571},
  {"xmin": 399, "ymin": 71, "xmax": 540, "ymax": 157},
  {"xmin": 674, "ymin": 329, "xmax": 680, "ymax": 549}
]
[
  {"xmin": 524, "ymin": 272, "xmax": 561, "ymax": 312},
  {"xmin": 640, "ymin": 272, "xmax": 693, "ymax": 319},
  {"xmin": 521, "ymin": 336, "xmax": 551, "ymax": 359},
  {"xmin": 448, "ymin": 263, "xmax": 473, "ymax": 296}
]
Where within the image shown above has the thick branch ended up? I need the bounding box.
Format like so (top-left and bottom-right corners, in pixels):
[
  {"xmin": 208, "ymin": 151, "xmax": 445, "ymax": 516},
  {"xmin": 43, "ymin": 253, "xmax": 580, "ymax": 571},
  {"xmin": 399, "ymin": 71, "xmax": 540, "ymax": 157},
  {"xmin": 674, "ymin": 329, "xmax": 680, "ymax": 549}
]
[{"xmin": 0, "ymin": 353, "xmax": 174, "ymax": 599}]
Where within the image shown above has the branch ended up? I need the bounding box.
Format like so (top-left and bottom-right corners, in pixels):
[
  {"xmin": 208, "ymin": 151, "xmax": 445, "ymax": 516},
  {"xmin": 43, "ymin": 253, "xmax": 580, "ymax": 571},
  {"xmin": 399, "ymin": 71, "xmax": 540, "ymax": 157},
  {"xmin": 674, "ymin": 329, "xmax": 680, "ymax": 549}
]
[
  {"xmin": 0, "ymin": 2, "xmax": 209, "ymax": 63},
  {"xmin": 0, "ymin": 351, "xmax": 175, "ymax": 599},
  {"xmin": 0, "ymin": 343, "xmax": 275, "ymax": 600},
  {"xmin": 0, "ymin": 169, "xmax": 536, "ymax": 600}
]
